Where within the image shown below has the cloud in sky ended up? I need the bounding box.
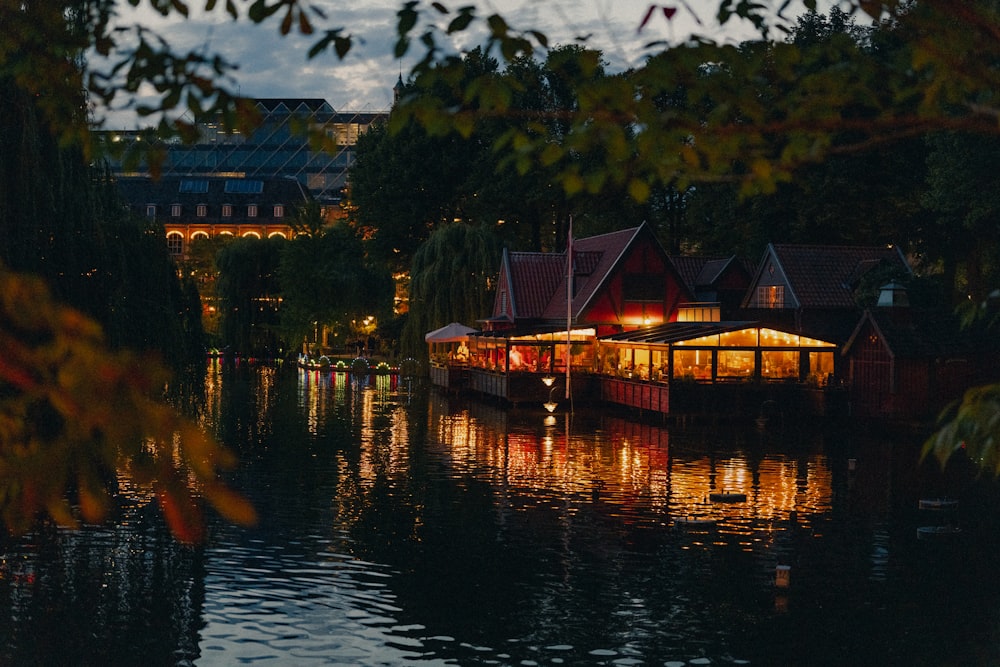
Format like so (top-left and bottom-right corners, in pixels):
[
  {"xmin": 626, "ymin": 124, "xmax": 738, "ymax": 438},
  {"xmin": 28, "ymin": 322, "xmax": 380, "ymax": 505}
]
[{"xmin": 96, "ymin": 0, "xmax": 780, "ymax": 128}]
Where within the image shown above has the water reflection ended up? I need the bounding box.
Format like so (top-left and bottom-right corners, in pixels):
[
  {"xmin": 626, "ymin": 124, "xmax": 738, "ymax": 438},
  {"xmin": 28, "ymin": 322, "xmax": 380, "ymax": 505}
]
[{"xmin": 2, "ymin": 364, "xmax": 1000, "ymax": 666}]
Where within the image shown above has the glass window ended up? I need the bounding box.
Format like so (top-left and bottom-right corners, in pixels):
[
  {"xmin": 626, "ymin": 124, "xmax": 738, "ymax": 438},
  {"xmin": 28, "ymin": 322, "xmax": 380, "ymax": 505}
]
[
  {"xmin": 273, "ymin": 204, "xmax": 284, "ymax": 218},
  {"xmin": 196, "ymin": 204, "xmax": 207, "ymax": 217},
  {"xmin": 762, "ymin": 351, "xmax": 799, "ymax": 380},
  {"xmin": 248, "ymin": 204, "xmax": 258, "ymax": 218},
  {"xmin": 673, "ymin": 349, "xmax": 712, "ymax": 380},
  {"xmin": 224, "ymin": 179, "xmax": 263, "ymax": 194},
  {"xmin": 179, "ymin": 179, "xmax": 209, "ymax": 193},
  {"xmin": 222, "ymin": 204, "xmax": 232, "ymax": 217},
  {"xmin": 810, "ymin": 351, "xmax": 835, "ymax": 380},
  {"xmin": 675, "ymin": 333, "xmax": 719, "ymax": 347},
  {"xmin": 171, "ymin": 204, "xmax": 181, "ymax": 217},
  {"xmin": 145, "ymin": 204, "xmax": 156, "ymax": 218},
  {"xmin": 719, "ymin": 329, "xmax": 758, "ymax": 346},
  {"xmin": 166, "ymin": 232, "xmax": 183, "ymax": 256},
  {"xmin": 633, "ymin": 348, "xmax": 651, "ymax": 380},
  {"xmin": 718, "ymin": 350, "xmax": 755, "ymax": 379}
]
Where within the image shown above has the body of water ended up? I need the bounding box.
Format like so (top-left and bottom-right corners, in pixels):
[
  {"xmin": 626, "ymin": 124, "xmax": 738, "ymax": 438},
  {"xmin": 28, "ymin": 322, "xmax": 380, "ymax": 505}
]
[{"xmin": 2, "ymin": 361, "xmax": 999, "ymax": 666}]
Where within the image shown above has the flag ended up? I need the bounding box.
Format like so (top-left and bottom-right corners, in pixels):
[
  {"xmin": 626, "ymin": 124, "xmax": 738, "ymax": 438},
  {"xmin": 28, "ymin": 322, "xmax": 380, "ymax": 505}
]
[{"xmin": 566, "ymin": 216, "xmax": 572, "ymax": 400}]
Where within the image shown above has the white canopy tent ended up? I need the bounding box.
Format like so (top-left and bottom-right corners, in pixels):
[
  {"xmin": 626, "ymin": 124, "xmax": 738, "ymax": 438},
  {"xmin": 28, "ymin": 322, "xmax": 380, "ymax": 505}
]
[
  {"xmin": 424, "ymin": 322, "xmax": 477, "ymax": 343},
  {"xmin": 425, "ymin": 322, "xmax": 477, "ymax": 363}
]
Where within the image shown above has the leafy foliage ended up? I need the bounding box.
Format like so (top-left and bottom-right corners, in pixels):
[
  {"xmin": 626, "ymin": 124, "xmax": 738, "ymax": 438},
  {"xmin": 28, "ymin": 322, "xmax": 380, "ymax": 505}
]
[
  {"xmin": 391, "ymin": 1, "xmax": 1000, "ymax": 198},
  {"xmin": 0, "ymin": 269, "xmax": 255, "ymax": 542},
  {"xmin": 278, "ymin": 201, "xmax": 395, "ymax": 346},
  {"xmin": 214, "ymin": 236, "xmax": 285, "ymax": 356},
  {"xmin": 402, "ymin": 223, "xmax": 501, "ymax": 358}
]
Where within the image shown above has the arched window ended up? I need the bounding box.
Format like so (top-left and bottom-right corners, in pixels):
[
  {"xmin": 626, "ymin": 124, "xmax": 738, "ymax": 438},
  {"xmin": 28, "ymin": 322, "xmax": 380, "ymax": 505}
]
[
  {"xmin": 242, "ymin": 231, "xmax": 261, "ymax": 239},
  {"xmin": 166, "ymin": 232, "xmax": 184, "ymax": 256},
  {"xmin": 268, "ymin": 231, "xmax": 287, "ymax": 239},
  {"xmin": 191, "ymin": 231, "xmax": 210, "ymax": 241}
]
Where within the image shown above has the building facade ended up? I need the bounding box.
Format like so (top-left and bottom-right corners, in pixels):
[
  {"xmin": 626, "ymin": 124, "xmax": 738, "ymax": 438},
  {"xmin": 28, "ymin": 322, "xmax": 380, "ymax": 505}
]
[{"xmin": 117, "ymin": 175, "xmax": 310, "ymax": 259}]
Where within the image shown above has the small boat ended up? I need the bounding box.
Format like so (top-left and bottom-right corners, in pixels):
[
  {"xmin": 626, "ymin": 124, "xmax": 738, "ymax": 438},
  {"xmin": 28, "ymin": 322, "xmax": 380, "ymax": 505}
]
[
  {"xmin": 917, "ymin": 525, "xmax": 961, "ymax": 539},
  {"xmin": 918, "ymin": 498, "xmax": 959, "ymax": 511},
  {"xmin": 709, "ymin": 490, "xmax": 747, "ymax": 503}
]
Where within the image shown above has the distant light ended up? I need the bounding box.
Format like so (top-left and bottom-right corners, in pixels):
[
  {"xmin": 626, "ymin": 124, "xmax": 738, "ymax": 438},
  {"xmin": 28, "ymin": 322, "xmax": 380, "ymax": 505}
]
[{"xmin": 541, "ymin": 376, "xmax": 556, "ymax": 387}]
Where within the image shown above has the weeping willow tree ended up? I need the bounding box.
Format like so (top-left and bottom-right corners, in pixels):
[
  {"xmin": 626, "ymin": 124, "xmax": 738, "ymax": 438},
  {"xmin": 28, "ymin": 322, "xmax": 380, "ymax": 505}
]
[{"xmin": 402, "ymin": 223, "xmax": 502, "ymax": 359}]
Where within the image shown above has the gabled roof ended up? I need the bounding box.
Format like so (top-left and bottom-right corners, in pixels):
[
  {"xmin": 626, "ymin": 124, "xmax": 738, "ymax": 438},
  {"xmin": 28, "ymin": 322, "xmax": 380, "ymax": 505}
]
[
  {"xmin": 670, "ymin": 255, "xmax": 750, "ymax": 292},
  {"xmin": 504, "ymin": 251, "xmax": 566, "ymax": 320},
  {"xmin": 541, "ymin": 225, "xmax": 653, "ymax": 320},
  {"xmin": 745, "ymin": 243, "xmax": 911, "ymax": 309},
  {"xmin": 842, "ymin": 308, "xmax": 978, "ymax": 360},
  {"xmin": 493, "ymin": 223, "xmax": 689, "ymax": 327}
]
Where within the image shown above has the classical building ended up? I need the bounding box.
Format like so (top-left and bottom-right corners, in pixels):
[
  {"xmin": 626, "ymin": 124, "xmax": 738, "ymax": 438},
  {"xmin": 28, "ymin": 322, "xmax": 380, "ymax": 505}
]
[{"xmin": 116, "ymin": 175, "xmax": 310, "ymax": 259}]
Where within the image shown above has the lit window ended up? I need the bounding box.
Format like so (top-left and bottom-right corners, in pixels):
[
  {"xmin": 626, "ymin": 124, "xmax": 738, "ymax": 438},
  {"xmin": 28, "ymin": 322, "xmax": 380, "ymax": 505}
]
[
  {"xmin": 197, "ymin": 204, "xmax": 207, "ymax": 217},
  {"xmin": 146, "ymin": 204, "xmax": 156, "ymax": 218},
  {"xmin": 673, "ymin": 349, "xmax": 712, "ymax": 380},
  {"xmin": 166, "ymin": 232, "xmax": 183, "ymax": 256},
  {"xmin": 273, "ymin": 204, "xmax": 284, "ymax": 218},
  {"xmin": 757, "ymin": 285, "xmax": 784, "ymax": 308},
  {"xmin": 717, "ymin": 350, "xmax": 755, "ymax": 378},
  {"xmin": 762, "ymin": 351, "xmax": 799, "ymax": 380},
  {"xmin": 248, "ymin": 204, "xmax": 258, "ymax": 217},
  {"xmin": 222, "ymin": 204, "xmax": 232, "ymax": 217},
  {"xmin": 171, "ymin": 204, "xmax": 181, "ymax": 217}
]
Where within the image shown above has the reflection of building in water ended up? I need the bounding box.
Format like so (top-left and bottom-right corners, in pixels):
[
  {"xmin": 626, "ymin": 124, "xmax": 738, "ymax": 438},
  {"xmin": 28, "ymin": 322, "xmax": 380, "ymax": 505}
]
[{"xmin": 426, "ymin": 399, "xmax": 835, "ymax": 552}]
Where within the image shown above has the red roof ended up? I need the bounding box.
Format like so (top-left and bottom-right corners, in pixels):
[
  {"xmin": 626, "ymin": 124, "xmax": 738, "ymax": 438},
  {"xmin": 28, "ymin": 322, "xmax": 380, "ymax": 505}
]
[
  {"xmin": 541, "ymin": 226, "xmax": 641, "ymax": 320},
  {"xmin": 506, "ymin": 252, "xmax": 566, "ymax": 319}
]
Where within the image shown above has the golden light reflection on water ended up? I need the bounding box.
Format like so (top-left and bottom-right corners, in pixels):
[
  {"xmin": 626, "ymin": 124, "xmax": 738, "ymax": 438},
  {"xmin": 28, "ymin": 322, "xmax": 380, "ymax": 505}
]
[
  {"xmin": 290, "ymin": 369, "xmax": 838, "ymax": 559},
  {"xmin": 427, "ymin": 393, "xmax": 835, "ymax": 552}
]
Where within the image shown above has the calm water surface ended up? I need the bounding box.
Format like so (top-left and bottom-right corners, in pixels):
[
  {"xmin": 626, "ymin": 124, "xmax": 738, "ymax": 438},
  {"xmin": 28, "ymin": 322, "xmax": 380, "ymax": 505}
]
[{"xmin": 2, "ymin": 361, "xmax": 1000, "ymax": 666}]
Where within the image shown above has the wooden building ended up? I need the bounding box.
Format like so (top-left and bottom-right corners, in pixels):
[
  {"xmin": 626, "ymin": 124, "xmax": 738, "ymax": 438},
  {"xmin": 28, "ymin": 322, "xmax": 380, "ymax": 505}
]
[
  {"xmin": 740, "ymin": 243, "xmax": 912, "ymax": 345},
  {"xmin": 455, "ymin": 223, "xmax": 693, "ymax": 403},
  {"xmin": 841, "ymin": 284, "xmax": 996, "ymax": 421}
]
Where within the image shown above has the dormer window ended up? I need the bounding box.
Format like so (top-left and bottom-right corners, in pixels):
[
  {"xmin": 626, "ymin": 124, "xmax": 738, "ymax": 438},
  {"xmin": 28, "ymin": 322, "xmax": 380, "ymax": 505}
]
[
  {"xmin": 248, "ymin": 204, "xmax": 258, "ymax": 218},
  {"xmin": 222, "ymin": 204, "xmax": 232, "ymax": 217},
  {"xmin": 273, "ymin": 204, "xmax": 284, "ymax": 218},
  {"xmin": 171, "ymin": 204, "xmax": 182, "ymax": 217},
  {"xmin": 196, "ymin": 204, "xmax": 207, "ymax": 217},
  {"xmin": 146, "ymin": 204, "xmax": 156, "ymax": 218}
]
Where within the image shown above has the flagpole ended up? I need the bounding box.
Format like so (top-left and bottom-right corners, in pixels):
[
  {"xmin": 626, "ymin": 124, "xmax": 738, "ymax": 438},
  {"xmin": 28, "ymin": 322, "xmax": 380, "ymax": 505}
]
[{"xmin": 566, "ymin": 215, "xmax": 572, "ymax": 402}]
